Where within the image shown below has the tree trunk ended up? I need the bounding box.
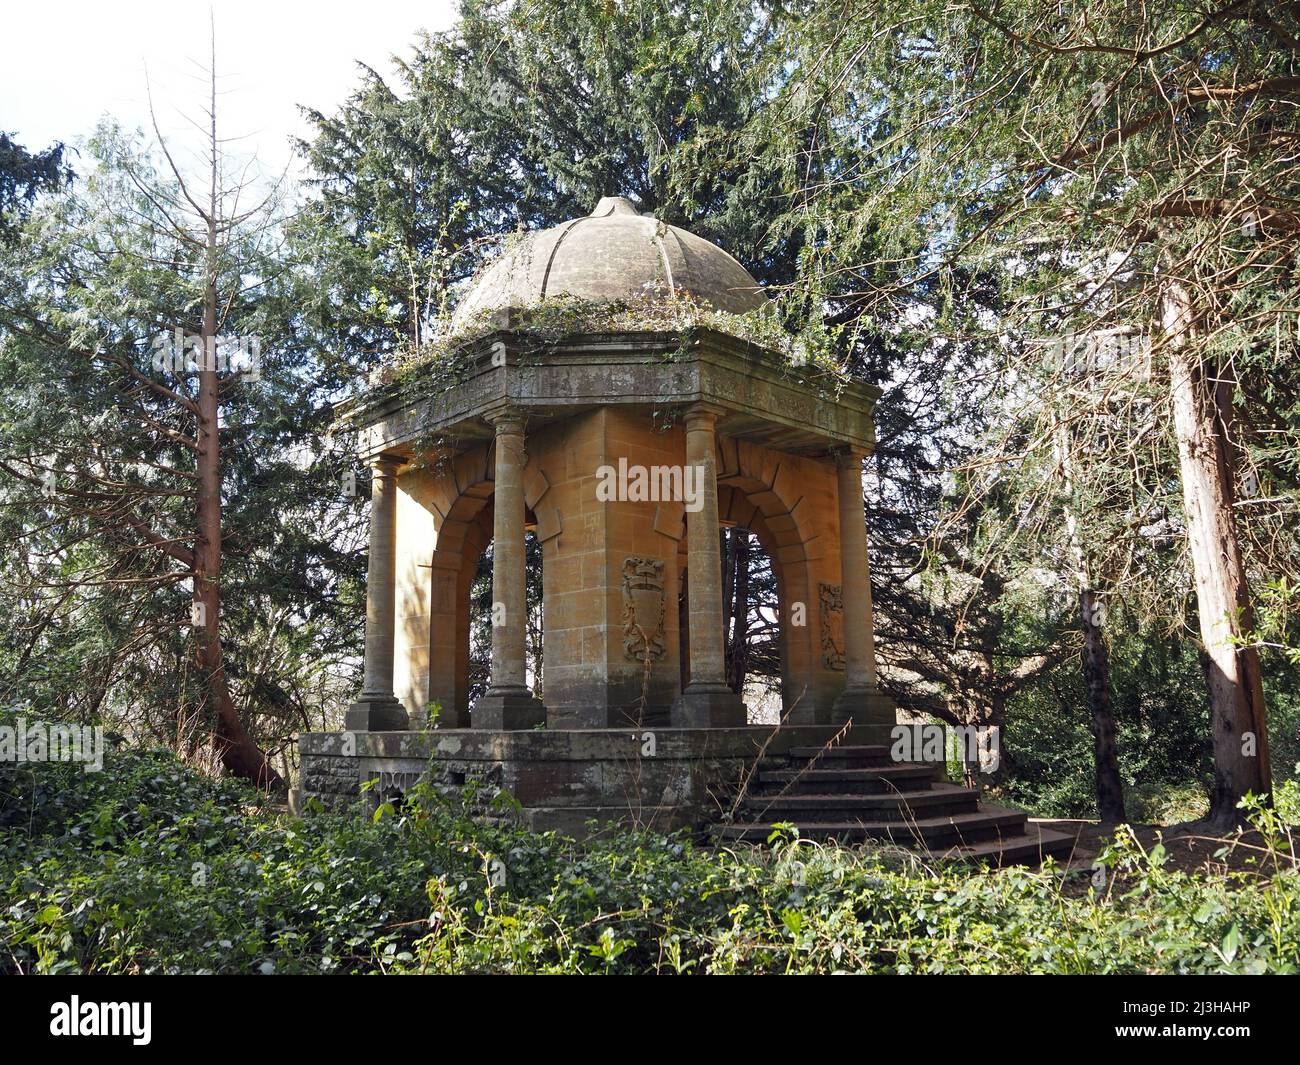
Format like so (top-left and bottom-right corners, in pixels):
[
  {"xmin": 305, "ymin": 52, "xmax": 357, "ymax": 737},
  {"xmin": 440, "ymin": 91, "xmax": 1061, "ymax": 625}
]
[
  {"xmin": 192, "ymin": 94, "xmax": 282, "ymax": 793},
  {"xmin": 726, "ymin": 529, "xmax": 750, "ymax": 693},
  {"xmin": 1163, "ymin": 280, "xmax": 1270, "ymax": 827},
  {"xmin": 979, "ymin": 687, "xmax": 1008, "ymax": 787},
  {"xmin": 1059, "ymin": 426, "xmax": 1127, "ymax": 822},
  {"xmin": 721, "ymin": 527, "xmax": 734, "ymax": 632},
  {"xmin": 1079, "ymin": 588, "xmax": 1127, "ymax": 822},
  {"xmin": 949, "ymin": 677, "xmax": 1008, "ymax": 788},
  {"xmin": 678, "ymin": 564, "xmax": 690, "ymax": 691}
]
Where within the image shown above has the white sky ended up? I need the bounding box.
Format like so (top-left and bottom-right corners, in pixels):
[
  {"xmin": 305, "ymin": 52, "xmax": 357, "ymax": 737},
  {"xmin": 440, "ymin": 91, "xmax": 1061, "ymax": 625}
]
[{"xmin": 1, "ymin": 0, "xmax": 458, "ymax": 178}]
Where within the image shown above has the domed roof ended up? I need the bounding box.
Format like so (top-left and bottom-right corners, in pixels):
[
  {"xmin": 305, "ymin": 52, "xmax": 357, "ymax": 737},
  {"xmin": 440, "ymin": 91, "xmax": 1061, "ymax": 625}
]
[{"xmin": 451, "ymin": 196, "xmax": 765, "ymax": 328}]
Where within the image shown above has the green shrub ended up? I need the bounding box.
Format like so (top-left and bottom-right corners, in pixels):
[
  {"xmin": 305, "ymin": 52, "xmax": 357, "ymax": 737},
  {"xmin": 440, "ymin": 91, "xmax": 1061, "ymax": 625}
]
[{"xmin": 2, "ymin": 747, "xmax": 1297, "ymax": 974}]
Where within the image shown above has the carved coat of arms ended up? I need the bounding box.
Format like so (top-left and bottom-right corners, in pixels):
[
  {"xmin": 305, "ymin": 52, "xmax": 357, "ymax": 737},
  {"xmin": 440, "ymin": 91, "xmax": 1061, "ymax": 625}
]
[
  {"xmin": 622, "ymin": 557, "xmax": 666, "ymax": 662},
  {"xmin": 819, "ymin": 581, "xmax": 845, "ymax": 671}
]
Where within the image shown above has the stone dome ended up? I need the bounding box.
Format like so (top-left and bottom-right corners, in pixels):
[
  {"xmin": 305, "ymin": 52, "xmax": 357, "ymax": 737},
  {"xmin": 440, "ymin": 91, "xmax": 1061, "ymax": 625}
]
[{"xmin": 451, "ymin": 196, "xmax": 765, "ymax": 328}]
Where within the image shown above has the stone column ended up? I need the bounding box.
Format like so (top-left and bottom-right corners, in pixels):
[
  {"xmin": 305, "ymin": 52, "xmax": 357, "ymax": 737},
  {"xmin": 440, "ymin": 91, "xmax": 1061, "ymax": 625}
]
[
  {"xmin": 346, "ymin": 454, "xmax": 409, "ymax": 730},
  {"xmin": 672, "ymin": 403, "xmax": 746, "ymax": 727},
  {"xmin": 473, "ymin": 408, "xmax": 546, "ymax": 729},
  {"xmin": 831, "ymin": 447, "xmax": 890, "ymax": 727}
]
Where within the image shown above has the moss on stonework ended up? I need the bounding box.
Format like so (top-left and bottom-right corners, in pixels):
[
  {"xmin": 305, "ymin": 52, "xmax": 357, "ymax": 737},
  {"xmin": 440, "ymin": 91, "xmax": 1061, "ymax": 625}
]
[{"xmin": 374, "ymin": 292, "xmax": 850, "ymax": 394}]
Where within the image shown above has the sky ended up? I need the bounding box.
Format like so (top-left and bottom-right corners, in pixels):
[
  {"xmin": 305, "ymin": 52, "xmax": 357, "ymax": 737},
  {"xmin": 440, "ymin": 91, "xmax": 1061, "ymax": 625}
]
[{"xmin": 1, "ymin": 0, "xmax": 458, "ymax": 179}]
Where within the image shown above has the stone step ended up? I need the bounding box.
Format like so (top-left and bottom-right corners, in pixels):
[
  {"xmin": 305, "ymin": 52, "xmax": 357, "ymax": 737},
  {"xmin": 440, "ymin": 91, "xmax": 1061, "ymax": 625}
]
[
  {"xmin": 787, "ymin": 745, "xmax": 893, "ymax": 768},
  {"xmin": 945, "ymin": 824, "xmax": 1079, "ymax": 866},
  {"xmin": 739, "ymin": 786, "xmax": 981, "ymax": 822},
  {"xmin": 757, "ymin": 764, "xmax": 937, "ymax": 793},
  {"xmin": 716, "ymin": 804, "xmax": 1029, "ymax": 848}
]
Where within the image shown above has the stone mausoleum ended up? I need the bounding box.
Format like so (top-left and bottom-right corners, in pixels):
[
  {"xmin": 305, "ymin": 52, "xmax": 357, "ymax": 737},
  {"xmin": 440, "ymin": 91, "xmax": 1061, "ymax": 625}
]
[{"xmin": 299, "ymin": 196, "xmax": 908, "ymax": 836}]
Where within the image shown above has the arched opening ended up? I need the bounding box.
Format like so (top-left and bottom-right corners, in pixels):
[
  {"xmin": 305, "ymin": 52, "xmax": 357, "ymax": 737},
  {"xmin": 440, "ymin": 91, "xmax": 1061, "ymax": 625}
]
[
  {"xmin": 676, "ymin": 492, "xmax": 793, "ymax": 725},
  {"xmin": 717, "ymin": 525, "xmax": 774, "ymax": 723},
  {"xmin": 466, "ymin": 522, "xmax": 544, "ymax": 708},
  {"xmin": 714, "ymin": 477, "xmax": 821, "ymax": 723},
  {"xmin": 720, "ymin": 524, "xmax": 782, "ymax": 723}
]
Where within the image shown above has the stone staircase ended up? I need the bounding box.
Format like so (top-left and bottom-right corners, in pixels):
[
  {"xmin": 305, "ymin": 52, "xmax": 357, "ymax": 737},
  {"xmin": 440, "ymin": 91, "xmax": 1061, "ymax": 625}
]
[{"xmin": 714, "ymin": 744, "xmax": 1077, "ymax": 866}]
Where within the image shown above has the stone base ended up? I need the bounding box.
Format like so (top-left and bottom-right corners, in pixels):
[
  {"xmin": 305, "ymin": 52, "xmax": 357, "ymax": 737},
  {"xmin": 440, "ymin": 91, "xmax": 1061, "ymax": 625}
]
[
  {"xmin": 344, "ymin": 696, "xmax": 409, "ymax": 731},
  {"xmin": 831, "ymin": 685, "xmax": 897, "ymax": 730},
  {"xmin": 472, "ymin": 687, "xmax": 547, "ymax": 730},
  {"xmin": 298, "ymin": 723, "xmax": 854, "ymax": 832},
  {"xmin": 671, "ymin": 682, "xmax": 747, "ymax": 728}
]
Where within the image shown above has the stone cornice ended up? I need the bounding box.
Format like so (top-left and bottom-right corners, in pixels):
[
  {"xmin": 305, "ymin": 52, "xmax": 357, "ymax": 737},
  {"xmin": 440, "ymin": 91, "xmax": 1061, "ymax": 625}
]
[{"xmin": 340, "ymin": 327, "xmax": 882, "ymax": 461}]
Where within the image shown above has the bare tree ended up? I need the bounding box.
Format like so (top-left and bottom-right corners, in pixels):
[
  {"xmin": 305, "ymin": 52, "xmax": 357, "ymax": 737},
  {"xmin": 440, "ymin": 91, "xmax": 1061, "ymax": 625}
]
[{"xmin": 0, "ymin": 21, "xmax": 285, "ymax": 788}]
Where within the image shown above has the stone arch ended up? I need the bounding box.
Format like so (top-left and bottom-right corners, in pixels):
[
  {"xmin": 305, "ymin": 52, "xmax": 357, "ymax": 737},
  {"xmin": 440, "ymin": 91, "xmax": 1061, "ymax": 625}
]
[
  {"xmin": 713, "ymin": 436, "xmax": 838, "ymax": 724},
  {"xmin": 715, "ymin": 486, "xmax": 788, "ymax": 711}
]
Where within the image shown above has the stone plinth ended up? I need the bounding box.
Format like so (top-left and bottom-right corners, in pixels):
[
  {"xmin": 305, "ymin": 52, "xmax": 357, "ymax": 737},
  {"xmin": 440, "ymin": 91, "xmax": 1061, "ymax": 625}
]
[{"xmin": 298, "ymin": 724, "xmax": 894, "ymax": 836}]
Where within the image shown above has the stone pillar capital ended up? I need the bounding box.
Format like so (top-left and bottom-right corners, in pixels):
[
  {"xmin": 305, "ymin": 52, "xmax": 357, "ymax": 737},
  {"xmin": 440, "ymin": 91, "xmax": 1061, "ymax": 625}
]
[
  {"xmin": 368, "ymin": 452, "xmax": 403, "ymax": 476},
  {"xmin": 833, "ymin": 445, "xmax": 869, "ymax": 468},
  {"xmin": 485, "ymin": 405, "xmax": 526, "ymax": 434},
  {"xmin": 683, "ymin": 402, "xmax": 727, "ymax": 430}
]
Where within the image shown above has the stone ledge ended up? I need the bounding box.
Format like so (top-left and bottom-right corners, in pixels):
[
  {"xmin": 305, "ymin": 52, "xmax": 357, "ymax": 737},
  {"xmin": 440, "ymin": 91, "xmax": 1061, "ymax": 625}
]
[{"xmin": 299, "ymin": 724, "xmax": 867, "ymax": 761}]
